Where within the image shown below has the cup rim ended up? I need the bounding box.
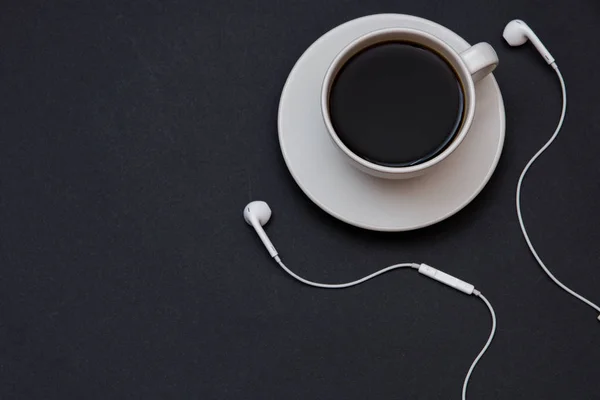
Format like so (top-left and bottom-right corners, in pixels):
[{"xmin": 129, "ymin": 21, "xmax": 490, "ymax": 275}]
[{"xmin": 321, "ymin": 27, "xmax": 477, "ymax": 175}]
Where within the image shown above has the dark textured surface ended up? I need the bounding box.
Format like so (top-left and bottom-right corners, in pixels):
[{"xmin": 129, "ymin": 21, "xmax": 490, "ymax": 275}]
[{"xmin": 1, "ymin": 1, "xmax": 599, "ymax": 399}]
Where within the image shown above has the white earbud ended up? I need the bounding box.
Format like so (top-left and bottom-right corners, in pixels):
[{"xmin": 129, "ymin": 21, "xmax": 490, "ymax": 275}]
[
  {"xmin": 244, "ymin": 201, "xmax": 278, "ymax": 258},
  {"xmin": 503, "ymin": 19, "xmax": 554, "ymax": 65}
]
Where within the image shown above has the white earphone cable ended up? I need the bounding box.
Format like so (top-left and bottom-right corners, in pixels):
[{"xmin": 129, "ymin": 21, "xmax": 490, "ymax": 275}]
[
  {"xmin": 516, "ymin": 63, "xmax": 600, "ymax": 321},
  {"xmin": 273, "ymin": 256, "xmax": 495, "ymax": 399},
  {"xmin": 274, "ymin": 256, "xmax": 419, "ymax": 288},
  {"xmin": 462, "ymin": 292, "xmax": 496, "ymax": 400}
]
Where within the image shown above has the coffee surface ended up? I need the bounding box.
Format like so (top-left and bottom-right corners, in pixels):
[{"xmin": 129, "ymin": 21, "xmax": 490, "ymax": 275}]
[{"xmin": 329, "ymin": 41, "xmax": 464, "ymax": 167}]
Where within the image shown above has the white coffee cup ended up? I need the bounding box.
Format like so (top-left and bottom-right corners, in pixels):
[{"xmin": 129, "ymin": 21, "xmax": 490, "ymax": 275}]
[{"xmin": 321, "ymin": 28, "xmax": 498, "ymax": 179}]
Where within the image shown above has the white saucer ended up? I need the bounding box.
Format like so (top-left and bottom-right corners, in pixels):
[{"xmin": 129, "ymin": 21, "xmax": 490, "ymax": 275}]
[{"xmin": 278, "ymin": 14, "xmax": 505, "ymax": 232}]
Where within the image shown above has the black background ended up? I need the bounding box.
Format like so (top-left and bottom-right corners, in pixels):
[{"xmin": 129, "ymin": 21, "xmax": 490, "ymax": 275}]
[{"xmin": 1, "ymin": 1, "xmax": 599, "ymax": 399}]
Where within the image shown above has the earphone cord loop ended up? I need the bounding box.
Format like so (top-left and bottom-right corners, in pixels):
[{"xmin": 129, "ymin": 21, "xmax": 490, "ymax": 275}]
[{"xmin": 516, "ymin": 63, "xmax": 600, "ymax": 321}]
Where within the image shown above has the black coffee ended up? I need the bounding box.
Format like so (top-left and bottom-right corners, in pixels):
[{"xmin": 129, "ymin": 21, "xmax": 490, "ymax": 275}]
[{"xmin": 329, "ymin": 41, "xmax": 465, "ymax": 167}]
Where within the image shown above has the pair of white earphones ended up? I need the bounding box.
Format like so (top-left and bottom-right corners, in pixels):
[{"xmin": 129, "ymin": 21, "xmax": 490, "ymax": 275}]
[{"xmin": 244, "ymin": 20, "xmax": 599, "ymax": 400}]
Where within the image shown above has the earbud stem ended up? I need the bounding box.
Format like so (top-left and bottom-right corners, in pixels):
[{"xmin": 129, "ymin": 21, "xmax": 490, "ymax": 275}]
[
  {"xmin": 530, "ymin": 35, "xmax": 555, "ymax": 64},
  {"xmin": 250, "ymin": 217, "xmax": 278, "ymax": 258}
]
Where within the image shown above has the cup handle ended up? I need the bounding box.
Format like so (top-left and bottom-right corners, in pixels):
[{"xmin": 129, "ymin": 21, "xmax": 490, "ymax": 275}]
[{"xmin": 459, "ymin": 42, "xmax": 498, "ymax": 83}]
